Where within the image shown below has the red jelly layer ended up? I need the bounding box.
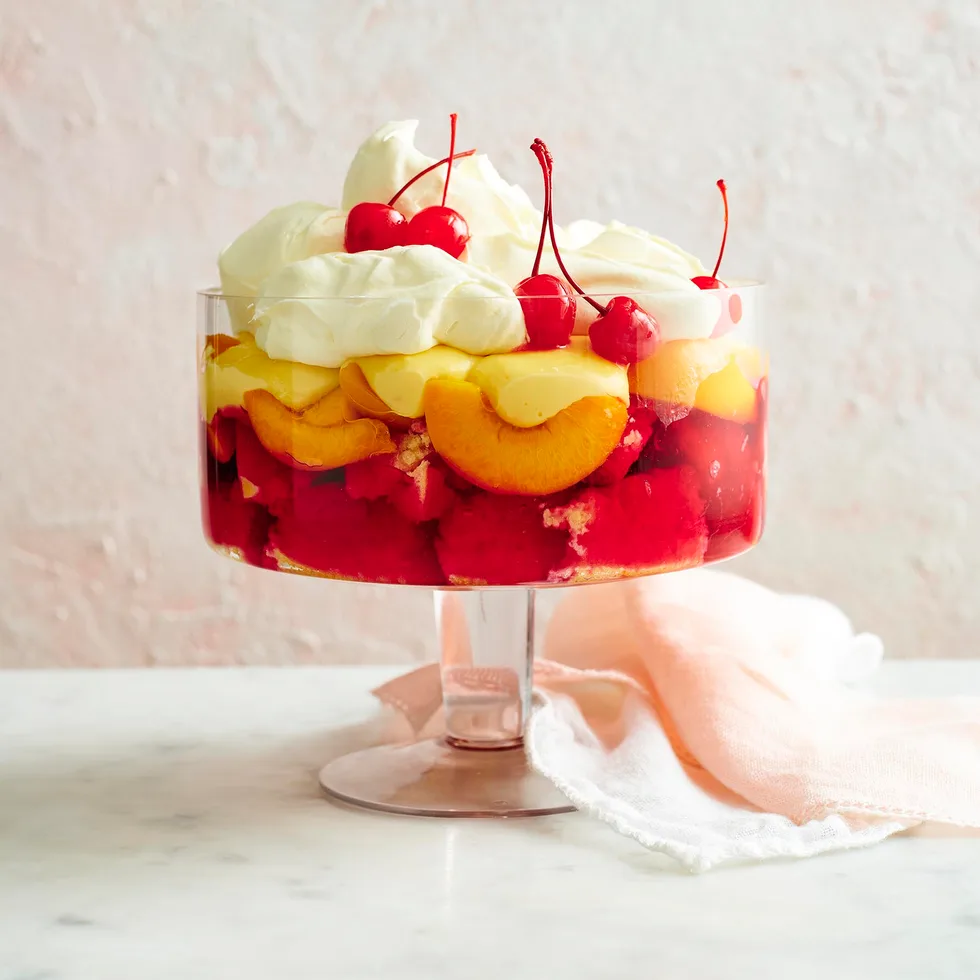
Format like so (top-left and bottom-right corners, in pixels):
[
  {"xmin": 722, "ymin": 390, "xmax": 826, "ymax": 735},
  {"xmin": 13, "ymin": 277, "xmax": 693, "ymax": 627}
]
[{"xmin": 199, "ymin": 381, "xmax": 766, "ymax": 587}]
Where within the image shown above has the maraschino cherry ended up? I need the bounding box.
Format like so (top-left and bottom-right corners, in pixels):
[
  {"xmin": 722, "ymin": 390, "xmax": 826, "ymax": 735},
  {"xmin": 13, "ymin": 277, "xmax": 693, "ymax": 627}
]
[
  {"xmin": 344, "ymin": 114, "xmax": 475, "ymax": 255},
  {"xmin": 403, "ymin": 113, "xmax": 471, "ymax": 258},
  {"xmin": 691, "ymin": 179, "xmax": 729, "ymax": 290},
  {"xmin": 585, "ymin": 295, "xmax": 660, "ymax": 365},
  {"xmin": 691, "ymin": 178, "xmax": 743, "ymax": 324},
  {"xmin": 534, "ymin": 140, "xmax": 660, "ymax": 365},
  {"xmin": 344, "ymin": 200, "xmax": 409, "ymax": 253},
  {"xmin": 514, "ymin": 139, "xmax": 575, "ymax": 350}
]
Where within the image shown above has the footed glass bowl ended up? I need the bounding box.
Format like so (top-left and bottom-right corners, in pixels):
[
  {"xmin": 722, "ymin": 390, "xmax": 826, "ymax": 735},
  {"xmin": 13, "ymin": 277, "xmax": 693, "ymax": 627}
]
[{"xmin": 198, "ymin": 285, "xmax": 766, "ymax": 816}]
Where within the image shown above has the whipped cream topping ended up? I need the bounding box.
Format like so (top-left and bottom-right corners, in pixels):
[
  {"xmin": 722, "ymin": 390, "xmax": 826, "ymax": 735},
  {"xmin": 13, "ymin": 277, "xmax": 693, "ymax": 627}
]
[
  {"xmin": 218, "ymin": 119, "xmax": 738, "ymax": 362},
  {"xmin": 252, "ymin": 245, "xmax": 526, "ymax": 368},
  {"xmin": 466, "ymin": 222, "xmax": 720, "ymax": 341},
  {"xmin": 339, "ymin": 120, "xmax": 718, "ymax": 341},
  {"xmin": 218, "ymin": 202, "xmax": 347, "ymax": 330}
]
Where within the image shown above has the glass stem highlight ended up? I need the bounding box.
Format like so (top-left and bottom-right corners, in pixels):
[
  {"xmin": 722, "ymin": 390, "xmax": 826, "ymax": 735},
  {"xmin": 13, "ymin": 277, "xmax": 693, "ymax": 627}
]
[{"xmin": 434, "ymin": 588, "xmax": 534, "ymax": 750}]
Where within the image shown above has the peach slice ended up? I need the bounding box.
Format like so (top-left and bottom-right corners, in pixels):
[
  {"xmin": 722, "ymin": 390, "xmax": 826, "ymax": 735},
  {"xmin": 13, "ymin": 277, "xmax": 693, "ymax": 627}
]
[
  {"xmin": 424, "ymin": 379, "xmax": 628, "ymax": 495},
  {"xmin": 338, "ymin": 362, "xmax": 414, "ymax": 430},
  {"xmin": 244, "ymin": 389, "xmax": 395, "ymax": 471},
  {"xmin": 694, "ymin": 347, "xmax": 767, "ymax": 423},
  {"xmin": 630, "ymin": 338, "xmax": 765, "ymax": 424},
  {"xmin": 204, "ymin": 333, "xmax": 241, "ymax": 358},
  {"xmin": 298, "ymin": 387, "xmax": 362, "ymax": 427}
]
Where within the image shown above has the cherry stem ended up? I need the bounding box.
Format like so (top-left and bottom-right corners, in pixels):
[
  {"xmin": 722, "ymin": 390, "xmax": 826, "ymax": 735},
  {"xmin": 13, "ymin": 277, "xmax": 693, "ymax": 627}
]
[
  {"xmin": 528, "ymin": 139, "xmax": 551, "ymax": 277},
  {"xmin": 387, "ymin": 147, "xmax": 476, "ymax": 207},
  {"xmin": 441, "ymin": 113, "xmax": 458, "ymax": 207},
  {"xmin": 710, "ymin": 178, "xmax": 728, "ymax": 280},
  {"xmin": 535, "ymin": 139, "xmax": 606, "ymax": 314}
]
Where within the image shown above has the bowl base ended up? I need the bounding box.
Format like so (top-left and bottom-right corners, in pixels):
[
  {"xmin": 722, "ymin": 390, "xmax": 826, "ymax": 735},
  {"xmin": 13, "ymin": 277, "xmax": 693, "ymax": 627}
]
[{"xmin": 319, "ymin": 738, "xmax": 576, "ymax": 817}]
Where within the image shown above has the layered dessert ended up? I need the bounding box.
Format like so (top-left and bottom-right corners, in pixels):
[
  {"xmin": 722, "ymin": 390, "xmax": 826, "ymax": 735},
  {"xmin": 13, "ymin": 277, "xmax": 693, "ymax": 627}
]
[{"xmin": 200, "ymin": 117, "xmax": 766, "ymax": 586}]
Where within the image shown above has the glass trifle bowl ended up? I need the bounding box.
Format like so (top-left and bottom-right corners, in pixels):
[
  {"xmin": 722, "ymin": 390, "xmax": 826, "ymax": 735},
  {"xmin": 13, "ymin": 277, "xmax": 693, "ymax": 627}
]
[
  {"xmin": 198, "ymin": 283, "xmax": 766, "ymax": 816},
  {"xmin": 198, "ymin": 116, "xmax": 766, "ymax": 816}
]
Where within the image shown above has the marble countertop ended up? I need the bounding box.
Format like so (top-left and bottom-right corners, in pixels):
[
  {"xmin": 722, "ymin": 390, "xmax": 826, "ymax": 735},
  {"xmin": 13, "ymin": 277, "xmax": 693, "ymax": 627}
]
[{"xmin": 2, "ymin": 663, "xmax": 979, "ymax": 980}]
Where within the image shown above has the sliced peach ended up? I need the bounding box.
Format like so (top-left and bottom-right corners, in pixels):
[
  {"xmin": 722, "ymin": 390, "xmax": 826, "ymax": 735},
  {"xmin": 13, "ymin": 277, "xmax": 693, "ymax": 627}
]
[
  {"xmin": 424, "ymin": 379, "xmax": 628, "ymax": 495},
  {"xmin": 630, "ymin": 338, "xmax": 765, "ymax": 424},
  {"xmin": 695, "ymin": 346, "xmax": 768, "ymax": 423},
  {"xmin": 338, "ymin": 362, "xmax": 414, "ymax": 430},
  {"xmin": 298, "ymin": 387, "xmax": 362, "ymax": 427},
  {"xmin": 630, "ymin": 338, "xmax": 728, "ymax": 411},
  {"xmin": 204, "ymin": 333, "xmax": 241, "ymax": 358},
  {"xmin": 244, "ymin": 389, "xmax": 395, "ymax": 471}
]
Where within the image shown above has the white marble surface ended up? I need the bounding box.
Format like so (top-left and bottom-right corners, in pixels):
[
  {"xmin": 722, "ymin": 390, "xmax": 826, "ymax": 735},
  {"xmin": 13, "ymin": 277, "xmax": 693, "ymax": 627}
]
[{"xmin": 1, "ymin": 664, "xmax": 979, "ymax": 980}]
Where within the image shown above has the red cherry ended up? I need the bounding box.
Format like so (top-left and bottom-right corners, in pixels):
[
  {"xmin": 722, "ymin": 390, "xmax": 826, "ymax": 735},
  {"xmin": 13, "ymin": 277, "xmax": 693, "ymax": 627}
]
[
  {"xmin": 514, "ymin": 139, "xmax": 575, "ymax": 349},
  {"xmin": 344, "ymin": 202, "xmax": 407, "ymax": 252},
  {"xmin": 692, "ymin": 274, "xmax": 723, "ymax": 290},
  {"xmin": 528, "ymin": 138, "xmax": 659, "ymax": 365},
  {"xmin": 692, "ymin": 179, "xmax": 729, "ymax": 290},
  {"xmin": 343, "ymin": 112, "xmax": 477, "ymax": 255},
  {"xmin": 516, "ymin": 274, "xmax": 575, "ymax": 349},
  {"xmin": 406, "ymin": 205, "xmax": 470, "ymax": 258},
  {"xmin": 400, "ymin": 113, "xmax": 470, "ymax": 259},
  {"xmin": 588, "ymin": 297, "xmax": 660, "ymax": 365}
]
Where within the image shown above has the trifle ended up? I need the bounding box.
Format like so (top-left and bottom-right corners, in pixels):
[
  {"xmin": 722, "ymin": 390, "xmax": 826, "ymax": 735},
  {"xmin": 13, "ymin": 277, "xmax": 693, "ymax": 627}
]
[
  {"xmin": 199, "ymin": 117, "xmax": 766, "ymax": 816},
  {"xmin": 200, "ymin": 118, "xmax": 766, "ymax": 588}
]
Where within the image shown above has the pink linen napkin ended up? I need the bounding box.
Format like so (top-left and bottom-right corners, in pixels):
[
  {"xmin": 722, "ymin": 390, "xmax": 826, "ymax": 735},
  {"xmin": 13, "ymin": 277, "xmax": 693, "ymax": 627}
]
[{"xmin": 374, "ymin": 570, "xmax": 980, "ymax": 871}]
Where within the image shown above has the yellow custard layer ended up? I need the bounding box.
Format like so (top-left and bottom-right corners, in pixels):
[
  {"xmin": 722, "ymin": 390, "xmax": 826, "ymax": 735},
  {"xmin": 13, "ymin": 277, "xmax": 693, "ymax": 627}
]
[
  {"xmin": 204, "ymin": 333, "xmax": 766, "ymax": 427},
  {"xmin": 466, "ymin": 339, "xmax": 630, "ymax": 428},
  {"xmin": 353, "ymin": 347, "xmax": 478, "ymax": 419},
  {"xmin": 203, "ymin": 334, "xmax": 339, "ymax": 422}
]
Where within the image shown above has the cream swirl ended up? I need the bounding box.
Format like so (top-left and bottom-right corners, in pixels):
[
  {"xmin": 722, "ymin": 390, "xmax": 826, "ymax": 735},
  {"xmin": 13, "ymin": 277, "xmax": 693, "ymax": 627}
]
[
  {"xmin": 217, "ymin": 120, "xmax": 733, "ymax": 356},
  {"xmin": 251, "ymin": 245, "xmax": 526, "ymax": 368},
  {"xmin": 218, "ymin": 202, "xmax": 346, "ymax": 330},
  {"xmin": 465, "ymin": 221, "xmax": 721, "ymax": 341}
]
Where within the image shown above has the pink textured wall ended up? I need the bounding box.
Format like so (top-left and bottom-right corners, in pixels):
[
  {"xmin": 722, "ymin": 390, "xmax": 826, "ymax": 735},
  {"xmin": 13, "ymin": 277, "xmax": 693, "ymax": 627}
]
[{"xmin": 2, "ymin": 0, "xmax": 978, "ymax": 665}]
